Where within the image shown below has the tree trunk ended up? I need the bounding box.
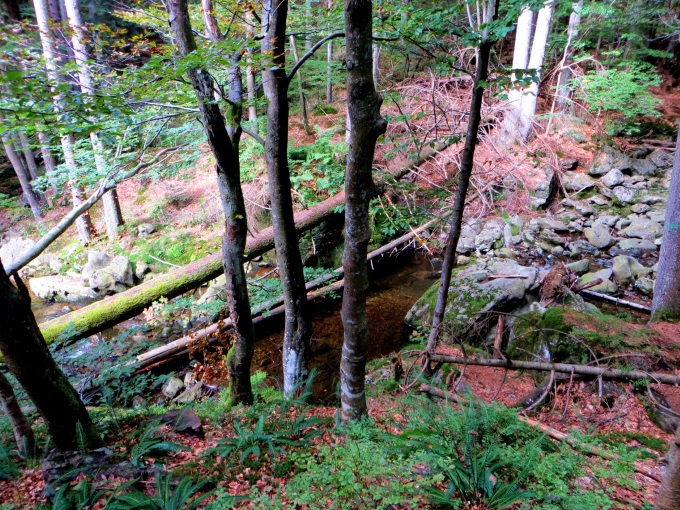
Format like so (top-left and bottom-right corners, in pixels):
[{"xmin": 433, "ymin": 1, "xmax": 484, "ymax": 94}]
[
  {"xmin": 0, "ymin": 371, "xmax": 36, "ymax": 458},
  {"xmin": 326, "ymin": 0, "xmax": 334, "ymax": 103},
  {"xmin": 517, "ymin": 0, "xmax": 553, "ymax": 141},
  {"xmin": 372, "ymin": 42, "xmax": 380, "ymax": 89},
  {"xmin": 18, "ymin": 131, "xmax": 40, "ymax": 180},
  {"xmin": 2, "ymin": 0, "xmax": 21, "ymax": 20},
  {"xmin": 554, "ymin": 0, "xmax": 582, "ymax": 109},
  {"xmin": 654, "ymin": 423, "xmax": 680, "ymax": 509},
  {"xmin": 0, "ymin": 262, "xmax": 102, "ymax": 451},
  {"xmin": 65, "ymin": 0, "xmax": 124, "ymax": 239},
  {"xmin": 37, "ymin": 131, "xmax": 58, "ymax": 175},
  {"xmin": 169, "ymin": 0, "xmax": 255, "ymax": 405},
  {"xmin": 34, "ymin": 0, "xmax": 94, "ymax": 244},
  {"xmin": 245, "ymin": 8, "xmax": 259, "ymax": 129},
  {"xmin": 651, "ymin": 128, "xmax": 680, "ymax": 321},
  {"xmin": 289, "ymin": 35, "xmax": 310, "ymax": 134},
  {"xmin": 0, "ymin": 128, "xmax": 44, "ymax": 219},
  {"xmin": 425, "ymin": 0, "xmax": 498, "ymax": 355},
  {"xmin": 262, "ymin": 0, "xmax": 313, "ymax": 399},
  {"xmin": 340, "ymin": 0, "xmax": 388, "ymax": 421},
  {"xmin": 498, "ymin": 6, "xmax": 533, "ymax": 145}
]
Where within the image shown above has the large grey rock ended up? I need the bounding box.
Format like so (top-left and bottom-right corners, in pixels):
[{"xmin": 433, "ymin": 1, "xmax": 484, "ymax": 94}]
[
  {"xmin": 566, "ymin": 259, "xmax": 590, "ymax": 275},
  {"xmin": 457, "ymin": 221, "xmax": 483, "ymax": 253},
  {"xmin": 612, "ymin": 186, "xmax": 636, "ymax": 204},
  {"xmin": 630, "ymin": 203, "xmax": 651, "ymax": 214},
  {"xmin": 621, "ymin": 219, "xmax": 663, "ymax": 240},
  {"xmin": 562, "ymin": 199, "xmax": 594, "ymax": 217},
  {"xmin": 648, "ymin": 149, "xmax": 674, "ymax": 169},
  {"xmin": 580, "ymin": 269, "xmax": 619, "ymax": 295},
  {"xmin": 630, "ymin": 158, "xmax": 658, "ymax": 177},
  {"xmin": 562, "ymin": 171, "xmax": 596, "ymax": 192},
  {"xmin": 611, "ymin": 239, "xmax": 658, "ymax": 257},
  {"xmin": 81, "ymin": 251, "xmax": 112, "ymax": 281},
  {"xmin": 529, "ymin": 168, "xmax": 557, "ymax": 208},
  {"xmin": 138, "ymin": 223, "xmax": 156, "ymax": 237},
  {"xmin": 475, "ymin": 219, "xmax": 504, "ymax": 252},
  {"xmin": 82, "ymin": 251, "xmax": 134, "ymax": 296},
  {"xmin": 162, "ymin": 377, "xmax": 185, "ymax": 399},
  {"xmin": 584, "ymin": 223, "xmax": 614, "ymax": 249},
  {"xmin": 601, "ymin": 169, "xmax": 625, "ymax": 188},
  {"xmin": 535, "ymin": 218, "xmax": 570, "ymax": 232},
  {"xmin": 596, "ymin": 215, "xmax": 620, "ymax": 228},
  {"xmin": 646, "ymin": 210, "xmax": 666, "ymax": 223},
  {"xmin": 588, "ymin": 146, "xmax": 633, "ymax": 176},
  {"xmin": 0, "ymin": 237, "xmax": 34, "ymax": 267},
  {"xmin": 635, "ymin": 277, "xmax": 655, "ymax": 296},
  {"xmin": 29, "ymin": 275, "xmax": 98, "ymax": 303},
  {"xmin": 567, "ymin": 240, "xmax": 599, "ymax": 256},
  {"xmin": 612, "ymin": 255, "xmax": 651, "ymax": 285}
]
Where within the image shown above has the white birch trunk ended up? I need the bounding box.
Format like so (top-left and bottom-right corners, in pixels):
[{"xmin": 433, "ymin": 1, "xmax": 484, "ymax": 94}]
[
  {"xmin": 34, "ymin": 0, "xmax": 93, "ymax": 243},
  {"xmin": 65, "ymin": 0, "xmax": 123, "ymax": 239},
  {"xmin": 245, "ymin": 9, "xmax": 259, "ymax": 129},
  {"xmin": 372, "ymin": 43, "xmax": 381, "ymax": 89},
  {"xmin": 555, "ymin": 0, "xmax": 582, "ymax": 109}
]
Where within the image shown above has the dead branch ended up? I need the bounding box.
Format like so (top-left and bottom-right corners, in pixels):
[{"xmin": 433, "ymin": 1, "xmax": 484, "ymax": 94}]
[
  {"xmin": 428, "ymin": 354, "xmax": 680, "ymax": 385},
  {"xmin": 579, "ymin": 290, "xmax": 652, "ymax": 313}
]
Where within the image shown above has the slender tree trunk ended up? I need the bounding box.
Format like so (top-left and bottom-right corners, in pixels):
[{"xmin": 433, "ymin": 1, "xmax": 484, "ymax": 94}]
[
  {"xmin": 498, "ymin": 6, "xmax": 533, "ymax": 144},
  {"xmin": 326, "ymin": 36, "xmax": 333, "ymax": 103},
  {"xmin": 654, "ymin": 422, "xmax": 680, "ymax": 509},
  {"xmin": 554, "ymin": 0, "xmax": 582, "ymax": 109},
  {"xmin": 305, "ymin": 0, "xmax": 313, "ymax": 52},
  {"xmin": 37, "ymin": 131, "xmax": 58, "ymax": 175},
  {"xmin": 2, "ymin": 0, "xmax": 21, "ymax": 20},
  {"xmin": 245, "ymin": 8, "xmax": 259, "ymax": 129},
  {"xmin": 34, "ymin": 0, "xmax": 94, "ymax": 243},
  {"xmin": 425, "ymin": 0, "xmax": 498, "ymax": 355},
  {"xmin": 0, "ymin": 262, "xmax": 101, "ymax": 451},
  {"xmin": 65, "ymin": 0, "xmax": 124, "ymax": 239},
  {"xmin": 0, "ymin": 372, "xmax": 36, "ymax": 459},
  {"xmin": 170, "ymin": 0, "xmax": 255, "ymax": 405},
  {"xmin": 651, "ymin": 128, "xmax": 680, "ymax": 321},
  {"xmin": 17, "ymin": 132, "xmax": 40, "ymax": 180},
  {"xmin": 289, "ymin": 35, "xmax": 311, "ymax": 134},
  {"xmin": 1, "ymin": 128, "xmax": 44, "ymax": 219},
  {"xmin": 372, "ymin": 42, "xmax": 380, "ymax": 89},
  {"xmin": 262, "ymin": 0, "xmax": 313, "ymax": 398},
  {"xmin": 340, "ymin": 0, "xmax": 388, "ymax": 421},
  {"xmin": 47, "ymin": 0, "xmax": 60, "ymax": 20}
]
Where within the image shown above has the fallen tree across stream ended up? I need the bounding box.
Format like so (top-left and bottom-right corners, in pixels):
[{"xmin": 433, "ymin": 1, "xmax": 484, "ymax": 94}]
[
  {"xmin": 39, "ymin": 140, "xmax": 455, "ymax": 346},
  {"xmin": 428, "ymin": 354, "xmax": 680, "ymax": 386}
]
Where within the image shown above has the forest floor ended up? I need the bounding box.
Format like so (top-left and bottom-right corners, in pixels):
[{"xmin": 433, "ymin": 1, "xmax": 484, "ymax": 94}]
[{"xmin": 1, "ymin": 73, "xmax": 680, "ymax": 508}]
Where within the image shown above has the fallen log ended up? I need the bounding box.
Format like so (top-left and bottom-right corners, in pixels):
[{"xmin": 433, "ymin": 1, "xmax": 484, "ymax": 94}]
[
  {"xmin": 428, "ymin": 354, "xmax": 680, "ymax": 386},
  {"xmin": 39, "ymin": 139, "xmax": 455, "ymax": 346},
  {"xmin": 419, "ymin": 383, "xmax": 662, "ymax": 482},
  {"xmin": 579, "ymin": 289, "xmax": 652, "ymax": 313}
]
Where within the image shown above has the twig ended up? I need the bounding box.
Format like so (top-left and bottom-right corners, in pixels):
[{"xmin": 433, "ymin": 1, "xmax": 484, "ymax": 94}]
[{"xmin": 147, "ymin": 254, "xmax": 181, "ymax": 268}]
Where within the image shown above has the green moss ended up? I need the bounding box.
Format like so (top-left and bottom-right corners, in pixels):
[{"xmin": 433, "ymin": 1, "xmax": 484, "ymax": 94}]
[{"xmin": 597, "ymin": 431, "xmax": 668, "ymax": 453}]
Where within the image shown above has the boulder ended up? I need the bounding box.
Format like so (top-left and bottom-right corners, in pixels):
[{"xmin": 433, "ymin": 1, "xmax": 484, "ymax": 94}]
[
  {"xmin": 630, "ymin": 203, "xmax": 651, "ymax": 214},
  {"xmin": 646, "ymin": 210, "xmax": 666, "ymax": 224},
  {"xmin": 635, "ymin": 277, "xmax": 655, "ymax": 296},
  {"xmin": 584, "ymin": 223, "xmax": 614, "ymax": 249},
  {"xmin": 611, "ymin": 255, "xmax": 650, "ymax": 285},
  {"xmin": 630, "ymin": 158, "xmax": 658, "ymax": 177},
  {"xmin": 474, "ymin": 219, "xmax": 504, "ymax": 252},
  {"xmin": 601, "ymin": 169, "xmax": 625, "ymax": 188},
  {"xmin": 138, "ymin": 223, "xmax": 156, "ymax": 237},
  {"xmin": 162, "ymin": 377, "xmax": 185, "ymax": 399},
  {"xmin": 580, "ymin": 269, "xmax": 618, "ymax": 295},
  {"xmin": 588, "ymin": 146, "xmax": 633, "ymax": 176},
  {"xmin": 81, "ymin": 251, "xmax": 112, "ymax": 282},
  {"xmin": 562, "ymin": 171, "xmax": 596, "ymax": 192},
  {"xmin": 457, "ymin": 220, "xmax": 483, "ymax": 253},
  {"xmin": 648, "ymin": 149, "xmax": 674, "ymax": 169},
  {"xmin": 0, "ymin": 237, "xmax": 34, "ymax": 267},
  {"xmin": 82, "ymin": 252, "xmax": 134, "ymax": 296},
  {"xmin": 529, "ymin": 168, "xmax": 557, "ymax": 208},
  {"xmin": 612, "ymin": 186, "xmax": 636, "ymax": 204},
  {"xmin": 562, "ymin": 199, "xmax": 594, "ymax": 217},
  {"xmin": 566, "ymin": 240, "xmax": 599, "ymax": 256},
  {"xmin": 535, "ymin": 218, "xmax": 570, "ymax": 232},
  {"xmin": 621, "ymin": 219, "xmax": 662, "ymax": 240},
  {"xmin": 29, "ymin": 275, "xmax": 98, "ymax": 303},
  {"xmin": 566, "ymin": 259, "xmax": 590, "ymax": 275},
  {"xmin": 611, "ymin": 239, "xmax": 658, "ymax": 257}
]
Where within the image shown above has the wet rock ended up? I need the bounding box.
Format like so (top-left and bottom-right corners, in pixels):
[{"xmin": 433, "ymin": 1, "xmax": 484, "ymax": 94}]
[
  {"xmin": 566, "ymin": 259, "xmax": 590, "ymax": 275},
  {"xmin": 611, "ymin": 238, "xmax": 658, "ymax": 257},
  {"xmin": 138, "ymin": 223, "xmax": 156, "ymax": 236},
  {"xmin": 562, "ymin": 171, "xmax": 596, "ymax": 192},
  {"xmin": 612, "ymin": 186, "xmax": 636, "ymax": 204},
  {"xmin": 580, "ymin": 269, "xmax": 618, "ymax": 294},
  {"xmin": 601, "ymin": 168, "xmax": 625, "ymax": 188},
  {"xmin": 588, "ymin": 145, "xmax": 633, "ymax": 176},
  {"xmin": 584, "ymin": 223, "xmax": 614, "ymax": 249},
  {"xmin": 162, "ymin": 376, "xmax": 185, "ymax": 399},
  {"xmin": 29, "ymin": 275, "xmax": 98, "ymax": 303},
  {"xmin": 635, "ymin": 277, "xmax": 655, "ymax": 296},
  {"xmin": 475, "ymin": 219, "xmax": 504, "ymax": 252},
  {"xmin": 621, "ymin": 219, "xmax": 662, "ymax": 240},
  {"xmin": 566, "ymin": 240, "xmax": 599, "ymax": 256}
]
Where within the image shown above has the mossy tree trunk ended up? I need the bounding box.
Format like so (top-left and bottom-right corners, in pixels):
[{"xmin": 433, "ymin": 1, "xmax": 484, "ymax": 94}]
[
  {"xmin": 168, "ymin": 0, "xmax": 255, "ymax": 405},
  {"xmin": 340, "ymin": 0, "xmax": 388, "ymax": 421},
  {"xmin": 425, "ymin": 0, "xmax": 498, "ymax": 356},
  {"xmin": 0, "ymin": 261, "xmax": 101, "ymax": 451},
  {"xmin": 651, "ymin": 127, "xmax": 680, "ymax": 322},
  {"xmin": 262, "ymin": 0, "xmax": 313, "ymax": 398}
]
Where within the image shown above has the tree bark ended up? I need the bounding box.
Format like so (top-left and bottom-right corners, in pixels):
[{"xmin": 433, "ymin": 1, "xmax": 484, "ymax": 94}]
[
  {"xmin": 0, "ymin": 262, "xmax": 101, "ymax": 451},
  {"xmin": 289, "ymin": 35, "xmax": 310, "ymax": 134},
  {"xmin": 340, "ymin": 0, "xmax": 388, "ymax": 421},
  {"xmin": 0, "ymin": 371, "xmax": 36, "ymax": 458},
  {"xmin": 655, "ymin": 424, "xmax": 680, "ymax": 509},
  {"xmin": 425, "ymin": 0, "xmax": 498, "ymax": 356},
  {"xmin": 169, "ymin": 0, "xmax": 255, "ymax": 405},
  {"xmin": 262, "ymin": 0, "xmax": 313, "ymax": 398},
  {"xmin": 65, "ymin": 0, "xmax": 124, "ymax": 239},
  {"xmin": 652, "ymin": 128, "xmax": 680, "ymax": 321},
  {"xmin": 18, "ymin": 131, "xmax": 40, "ymax": 180},
  {"xmin": 37, "ymin": 131, "xmax": 58, "ymax": 175},
  {"xmin": 2, "ymin": 0, "xmax": 21, "ymax": 21},
  {"xmin": 0, "ymin": 127, "xmax": 44, "ymax": 219},
  {"xmin": 554, "ymin": 0, "xmax": 582, "ymax": 109},
  {"xmin": 34, "ymin": 0, "xmax": 94, "ymax": 244},
  {"xmin": 244, "ymin": 8, "xmax": 259, "ymax": 129},
  {"xmin": 37, "ymin": 140, "xmax": 453, "ymax": 346}
]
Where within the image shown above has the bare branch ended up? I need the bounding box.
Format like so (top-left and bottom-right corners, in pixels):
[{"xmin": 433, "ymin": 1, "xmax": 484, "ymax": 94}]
[{"xmin": 287, "ymin": 32, "xmax": 345, "ymax": 83}]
